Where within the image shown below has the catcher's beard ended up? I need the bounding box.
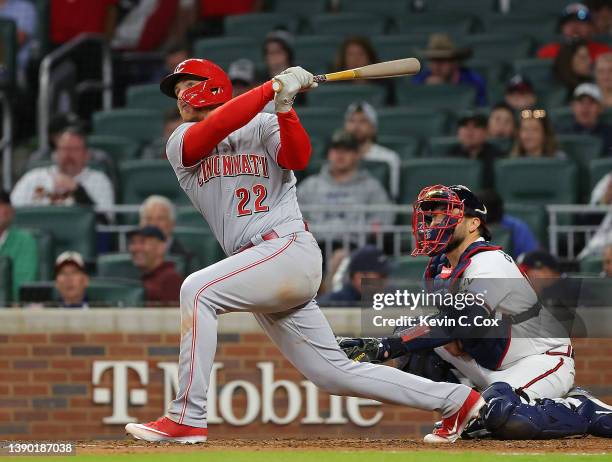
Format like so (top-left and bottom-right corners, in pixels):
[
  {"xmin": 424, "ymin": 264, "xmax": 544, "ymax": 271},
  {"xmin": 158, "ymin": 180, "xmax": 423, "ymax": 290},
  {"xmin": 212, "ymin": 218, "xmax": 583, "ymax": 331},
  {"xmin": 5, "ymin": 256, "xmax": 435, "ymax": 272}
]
[{"xmin": 442, "ymin": 228, "xmax": 466, "ymax": 255}]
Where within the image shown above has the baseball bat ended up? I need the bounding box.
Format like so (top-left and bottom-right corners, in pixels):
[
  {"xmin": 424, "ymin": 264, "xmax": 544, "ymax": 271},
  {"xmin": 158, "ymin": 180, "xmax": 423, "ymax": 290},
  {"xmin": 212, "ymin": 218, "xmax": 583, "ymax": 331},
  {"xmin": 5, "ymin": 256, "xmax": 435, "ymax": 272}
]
[{"xmin": 271, "ymin": 58, "xmax": 421, "ymax": 93}]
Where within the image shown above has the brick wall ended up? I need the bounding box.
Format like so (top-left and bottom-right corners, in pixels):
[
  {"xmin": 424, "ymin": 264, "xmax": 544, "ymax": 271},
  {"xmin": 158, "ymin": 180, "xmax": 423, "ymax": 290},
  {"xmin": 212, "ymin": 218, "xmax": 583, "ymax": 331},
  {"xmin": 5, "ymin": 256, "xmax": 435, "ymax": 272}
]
[{"xmin": 1, "ymin": 310, "xmax": 611, "ymax": 440}]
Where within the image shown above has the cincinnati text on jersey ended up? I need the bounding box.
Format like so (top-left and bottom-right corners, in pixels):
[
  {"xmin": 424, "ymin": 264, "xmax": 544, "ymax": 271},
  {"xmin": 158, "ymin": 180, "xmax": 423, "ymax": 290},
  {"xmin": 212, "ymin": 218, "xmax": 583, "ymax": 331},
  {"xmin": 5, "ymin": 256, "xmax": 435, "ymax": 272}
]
[
  {"xmin": 197, "ymin": 153, "xmax": 270, "ymax": 186},
  {"xmin": 371, "ymin": 315, "xmax": 500, "ymax": 328}
]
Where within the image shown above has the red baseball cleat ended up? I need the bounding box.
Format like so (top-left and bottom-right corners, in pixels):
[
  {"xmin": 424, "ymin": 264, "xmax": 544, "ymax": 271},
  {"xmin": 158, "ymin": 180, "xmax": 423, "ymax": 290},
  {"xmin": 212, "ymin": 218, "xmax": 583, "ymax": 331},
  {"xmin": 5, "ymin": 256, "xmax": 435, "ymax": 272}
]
[
  {"xmin": 125, "ymin": 416, "xmax": 207, "ymax": 443},
  {"xmin": 424, "ymin": 389, "xmax": 485, "ymax": 443}
]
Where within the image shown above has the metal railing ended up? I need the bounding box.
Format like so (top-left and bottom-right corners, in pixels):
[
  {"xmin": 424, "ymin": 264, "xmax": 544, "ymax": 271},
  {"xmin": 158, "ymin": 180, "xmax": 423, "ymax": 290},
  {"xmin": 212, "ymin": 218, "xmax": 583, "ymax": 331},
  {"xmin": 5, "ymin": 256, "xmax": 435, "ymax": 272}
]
[
  {"xmin": 0, "ymin": 91, "xmax": 12, "ymax": 190},
  {"xmin": 38, "ymin": 34, "xmax": 113, "ymax": 151}
]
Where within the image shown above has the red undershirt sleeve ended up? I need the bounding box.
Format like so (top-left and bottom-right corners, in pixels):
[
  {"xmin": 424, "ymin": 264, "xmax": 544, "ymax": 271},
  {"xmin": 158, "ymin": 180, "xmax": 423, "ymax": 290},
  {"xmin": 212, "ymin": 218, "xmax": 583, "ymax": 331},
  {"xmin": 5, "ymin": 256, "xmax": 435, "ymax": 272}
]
[
  {"xmin": 181, "ymin": 81, "xmax": 275, "ymax": 167},
  {"xmin": 276, "ymin": 109, "xmax": 312, "ymax": 171}
]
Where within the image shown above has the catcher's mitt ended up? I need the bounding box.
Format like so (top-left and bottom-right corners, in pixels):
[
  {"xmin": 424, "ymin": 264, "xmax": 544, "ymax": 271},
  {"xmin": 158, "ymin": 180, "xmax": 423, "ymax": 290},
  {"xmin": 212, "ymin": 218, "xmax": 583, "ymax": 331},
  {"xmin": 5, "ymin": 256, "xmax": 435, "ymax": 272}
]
[{"xmin": 336, "ymin": 337, "xmax": 384, "ymax": 363}]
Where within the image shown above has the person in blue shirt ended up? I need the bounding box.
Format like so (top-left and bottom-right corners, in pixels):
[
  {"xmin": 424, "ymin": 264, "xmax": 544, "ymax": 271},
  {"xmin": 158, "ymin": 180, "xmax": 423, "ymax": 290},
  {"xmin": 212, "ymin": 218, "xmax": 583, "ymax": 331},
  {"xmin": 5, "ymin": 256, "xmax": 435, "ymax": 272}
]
[
  {"xmin": 478, "ymin": 189, "xmax": 539, "ymax": 258},
  {"xmin": 412, "ymin": 33, "xmax": 487, "ymax": 106}
]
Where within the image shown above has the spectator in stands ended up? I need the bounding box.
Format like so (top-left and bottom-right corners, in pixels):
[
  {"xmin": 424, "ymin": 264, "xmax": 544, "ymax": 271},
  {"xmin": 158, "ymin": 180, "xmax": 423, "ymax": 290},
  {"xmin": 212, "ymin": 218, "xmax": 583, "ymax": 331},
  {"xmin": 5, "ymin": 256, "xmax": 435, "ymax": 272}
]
[
  {"xmin": 54, "ymin": 251, "xmax": 89, "ymax": 308},
  {"xmin": 558, "ymin": 83, "xmax": 612, "ymax": 155},
  {"xmin": 11, "ymin": 127, "xmax": 115, "ymax": 211},
  {"xmin": 139, "ymin": 194, "xmax": 191, "ymax": 265},
  {"xmin": 538, "ymin": 3, "xmax": 611, "ymax": 60},
  {"xmin": 335, "ymin": 37, "xmax": 393, "ymax": 103},
  {"xmin": 595, "ymin": 52, "xmax": 612, "ymax": 107},
  {"xmin": 447, "ymin": 113, "xmax": 504, "ymax": 187},
  {"xmin": 553, "ymin": 39, "xmax": 594, "ymax": 96},
  {"xmin": 343, "ymin": 102, "xmax": 400, "ymax": 199},
  {"xmin": 142, "ymin": 108, "xmax": 182, "ymax": 159},
  {"xmin": 478, "ymin": 189, "xmax": 539, "ymax": 258},
  {"xmin": 151, "ymin": 43, "xmax": 190, "ymax": 83},
  {"xmin": 603, "ymin": 244, "xmax": 612, "ymax": 277},
  {"xmin": 128, "ymin": 225, "xmax": 184, "ymax": 306},
  {"xmin": 487, "ymin": 102, "xmax": 517, "ymax": 140},
  {"xmin": 511, "ymin": 109, "xmax": 566, "ymax": 158},
  {"xmin": 228, "ymin": 58, "xmax": 256, "ymax": 97},
  {"xmin": 0, "ymin": 0, "xmax": 37, "ymax": 82},
  {"xmin": 0, "ymin": 191, "xmax": 37, "ymax": 301},
  {"xmin": 578, "ymin": 171, "xmax": 612, "ymax": 258},
  {"xmin": 297, "ymin": 130, "xmax": 394, "ymax": 246},
  {"xmin": 413, "ymin": 33, "xmax": 487, "ymax": 106},
  {"xmin": 586, "ymin": 0, "xmax": 612, "ymax": 34},
  {"xmin": 318, "ymin": 245, "xmax": 390, "ymax": 305},
  {"xmin": 504, "ymin": 74, "xmax": 537, "ymax": 112},
  {"xmin": 258, "ymin": 30, "xmax": 294, "ymax": 81},
  {"xmin": 50, "ymin": 0, "xmax": 118, "ymax": 45}
]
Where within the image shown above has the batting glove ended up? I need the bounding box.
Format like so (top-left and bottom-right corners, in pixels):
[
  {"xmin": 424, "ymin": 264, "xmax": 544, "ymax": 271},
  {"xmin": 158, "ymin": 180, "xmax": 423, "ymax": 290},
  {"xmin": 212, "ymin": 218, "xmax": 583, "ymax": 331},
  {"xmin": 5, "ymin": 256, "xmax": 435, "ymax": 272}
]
[
  {"xmin": 282, "ymin": 66, "xmax": 317, "ymax": 91},
  {"xmin": 272, "ymin": 66, "xmax": 317, "ymax": 113}
]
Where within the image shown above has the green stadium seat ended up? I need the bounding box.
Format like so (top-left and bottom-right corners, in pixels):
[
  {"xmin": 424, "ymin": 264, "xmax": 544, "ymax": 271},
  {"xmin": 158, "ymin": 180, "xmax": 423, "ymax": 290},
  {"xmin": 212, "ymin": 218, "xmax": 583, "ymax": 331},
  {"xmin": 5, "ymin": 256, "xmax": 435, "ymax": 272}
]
[
  {"xmin": 399, "ymin": 158, "xmax": 483, "ymax": 205},
  {"xmin": 126, "ymin": 84, "xmax": 177, "ymax": 111},
  {"xmin": 488, "ymin": 224, "xmax": 513, "ymax": 255},
  {"xmin": 361, "ymin": 160, "xmax": 391, "ymax": 195},
  {"xmin": 494, "ymin": 158, "xmax": 578, "ymax": 204},
  {"xmin": 339, "ymin": 0, "xmax": 409, "ymax": 17},
  {"xmin": 378, "ymin": 135, "xmax": 420, "ymax": 158},
  {"xmin": 549, "ymin": 106, "xmax": 574, "ymax": 129},
  {"xmin": 396, "ymin": 14, "xmax": 475, "ymax": 36},
  {"xmin": 0, "ymin": 19, "xmax": 17, "ymax": 89},
  {"xmin": 193, "ymin": 37, "xmax": 261, "ymax": 68},
  {"xmin": 0, "ymin": 256, "xmax": 12, "ymax": 305},
  {"xmin": 119, "ymin": 159, "xmax": 187, "ymax": 205},
  {"xmin": 390, "ymin": 255, "xmax": 429, "ymax": 281},
  {"xmin": 296, "ymin": 107, "xmax": 343, "ymax": 140},
  {"xmin": 174, "ymin": 229, "xmax": 225, "ymax": 271},
  {"xmin": 427, "ymin": 136, "xmax": 458, "ymax": 157},
  {"xmin": 13, "ymin": 206, "xmax": 96, "ymax": 260},
  {"xmin": 395, "ymin": 83, "xmax": 477, "ymax": 111},
  {"xmin": 513, "ymin": 58, "xmax": 554, "ymax": 84},
  {"xmin": 224, "ymin": 13, "xmax": 299, "ymax": 39},
  {"xmin": 537, "ymin": 85, "xmax": 568, "ymax": 109},
  {"xmin": 371, "ymin": 35, "xmax": 428, "ymax": 61},
  {"xmin": 271, "ymin": 0, "xmax": 328, "ymax": 17},
  {"xmin": 465, "ymin": 59, "xmax": 503, "ymax": 87},
  {"xmin": 307, "ymin": 83, "xmax": 387, "ymax": 108},
  {"xmin": 23, "ymin": 228, "xmax": 54, "ymax": 281},
  {"xmin": 558, "ymin": 134, "xmax": 603, "ymax": 201},
  {"xmin": 87, "ymin": 135, "xmax": 141, "ymax": 164},
  {"xmin": 310, "ymin": 13, "xmax": 387, "ymax": 36},
  {"xmin": 294, "ymin": 35, "xmax": 341, "ymax": 65},
  {"xmin": 97, "ymin": 253, "xmax": 188, "ymax": 279},
  {"xmin": 31, "ymin": 0, "xmax": 50, "ymax": 59},
  {"xmin": 510, "ymin": 0, "xmax": 572, "ymax": 14},
  {"xmin": 378, "ymin": 108, "xmax": 449, "ymax": 137},
  {"xmin": 489, "ymin": 138, "xmax": 513, "ymax": 156},
  {"xmin": 505, "ymin": 203, "xmax": 547, "ymax": 245},
  {"xmin": 425, "ymin": 0, "xmax": 496, "ymax": 14},
  {"xmin": 87, "ymin": 278, "xmax": 145, "ymax": 307},
  {"xmin": 589, "ymin": 158, "xmax": 612, "ymax": 191},
  {"xmin": 579, "ymin": 255, "xmax": 604, "ymax": 275},
  {"xmin": 483, "ymin": 14, "xmax": 557, "ymax": 39},
  {"xmin": 461, "ymin": 35, "xmax": 532, "ymax": 63},
  {"xmin": 93, "ymin": 109, "xmax": 163, "ymax": 144}
]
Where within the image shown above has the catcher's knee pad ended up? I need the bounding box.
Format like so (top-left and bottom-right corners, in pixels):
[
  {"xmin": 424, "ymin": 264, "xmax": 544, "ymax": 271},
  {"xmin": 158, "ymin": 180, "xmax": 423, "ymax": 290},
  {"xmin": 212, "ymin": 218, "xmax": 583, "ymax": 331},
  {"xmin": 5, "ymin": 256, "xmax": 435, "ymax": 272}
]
[
  {"xmin": 395, "ymin": 349, "xmax": 459, "ymax": 383},
  {"xmin": 481, "ymin": 383, "xmax": 589, "ymax": 439},
  {"xmin": 574, "ymin": 396, "xmax": 612, "ymax": 437}
]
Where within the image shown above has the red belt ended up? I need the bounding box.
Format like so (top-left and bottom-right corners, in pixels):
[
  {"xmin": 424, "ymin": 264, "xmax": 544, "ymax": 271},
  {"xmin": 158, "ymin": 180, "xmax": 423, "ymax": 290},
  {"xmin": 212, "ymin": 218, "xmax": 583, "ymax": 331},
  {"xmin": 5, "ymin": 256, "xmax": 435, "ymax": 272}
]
[
  {"xmin": 237, "ymin": 221, "xmax": 309, "ymax": 253},
  {"xmin": 546, "ymin": 345, "xmax": 574, "ymax": 359}
]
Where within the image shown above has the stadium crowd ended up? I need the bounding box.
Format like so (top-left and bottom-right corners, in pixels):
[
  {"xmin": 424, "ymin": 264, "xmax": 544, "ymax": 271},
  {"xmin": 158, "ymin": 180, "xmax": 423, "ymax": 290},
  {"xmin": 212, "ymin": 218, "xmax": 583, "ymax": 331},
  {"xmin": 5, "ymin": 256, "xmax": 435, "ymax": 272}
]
[{"xmin": 1, "ymin": 0, "xmax": 612, "ymax": 306}]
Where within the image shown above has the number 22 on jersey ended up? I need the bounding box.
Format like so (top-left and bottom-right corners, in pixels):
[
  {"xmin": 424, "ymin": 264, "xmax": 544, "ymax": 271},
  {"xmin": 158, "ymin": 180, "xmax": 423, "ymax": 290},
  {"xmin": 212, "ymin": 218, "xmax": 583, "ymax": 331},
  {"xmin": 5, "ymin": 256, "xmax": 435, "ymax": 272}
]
[{"xmin": 235, "ymin": 184, "xmax": 269, "ymax": 216}]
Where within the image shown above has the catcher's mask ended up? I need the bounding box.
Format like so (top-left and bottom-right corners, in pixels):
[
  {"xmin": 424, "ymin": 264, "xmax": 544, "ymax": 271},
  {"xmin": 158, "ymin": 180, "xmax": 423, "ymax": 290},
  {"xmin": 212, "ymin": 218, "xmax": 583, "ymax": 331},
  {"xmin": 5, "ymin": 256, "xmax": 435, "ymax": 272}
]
[
  {"xmin": 411, "ymin": 184, "xmax": 491, "ymax": 257},
  {"xmin": 160, "ymin": 58, "xmax": 232, "ymax": 109}
]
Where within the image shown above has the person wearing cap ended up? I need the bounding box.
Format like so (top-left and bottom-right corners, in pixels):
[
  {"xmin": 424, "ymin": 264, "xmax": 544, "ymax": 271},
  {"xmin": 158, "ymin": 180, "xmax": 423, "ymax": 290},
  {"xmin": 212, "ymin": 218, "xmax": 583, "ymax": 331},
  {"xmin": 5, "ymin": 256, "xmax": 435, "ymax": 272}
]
[
  {"xmin": 344, "ymin": 101, "xmax": 401, "ymax": 199},
  {"xmin": 297, "ymin": 130, "xmax": 393, "ymax": 248},
  {"xmin": 0, "ymin": 190, "xmax": 38, "ymax": 301},
  {"xmin": 228, "ymin": 58, "xmax": 256, "ymax": 97},
  {"xmin": 447, "ymin": 113, "xmax": 504, "ymax": 187},
  {"xmin": 141, "ymin": 108, "xmax": 183, "ymax": 159},
  {"xmin": 538, "ymin": 3, "xmax": 611, "ymax": 60},
  {"xmin": 318, "ymin": 245, "xmax": 390, "ymax": 305},
  {"xmin": 54, "ymin": 251, "xmax": 89, "ymax": 308},
  {"xmin": 128, "ymin": 225, "xmax": 184, "ymax": 306},
  {"xmin": 558, "ymin": 82, "xmax": 612, "ymax": 155},
  {"xmin": 259, "ymin": 30, "xmax": 294, "ymax": 81},
  {"xmin": 504, "ymin": 74, "xmax": 537, "ymax": 112},
  {"xmin": 413, "ymin": 33, "xmax": 487, "ymax": 106}
]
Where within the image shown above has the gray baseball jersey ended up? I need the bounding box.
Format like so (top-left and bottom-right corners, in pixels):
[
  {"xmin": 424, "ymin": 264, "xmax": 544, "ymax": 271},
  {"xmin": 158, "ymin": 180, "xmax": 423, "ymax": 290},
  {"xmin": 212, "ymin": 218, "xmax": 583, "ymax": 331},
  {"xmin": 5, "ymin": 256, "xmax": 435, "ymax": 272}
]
[{"xmin": 166, "ymin": 113, "xmax": 303, "ymax": 255}]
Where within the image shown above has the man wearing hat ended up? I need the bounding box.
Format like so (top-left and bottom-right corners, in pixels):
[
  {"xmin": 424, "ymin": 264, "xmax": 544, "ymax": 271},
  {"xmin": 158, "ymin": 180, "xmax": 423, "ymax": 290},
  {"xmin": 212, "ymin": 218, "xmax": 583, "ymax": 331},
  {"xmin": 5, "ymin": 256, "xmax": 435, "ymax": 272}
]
[
  {"xmin": 413, "ymin": 33, "xmax": 487, "ymax": 106},
  {"xmin": 558, "ymin": 82, "xmax": 612, "ymax": 155},
  {"xmin": 228, "ymin": 58, "xmax": 256, "ymax": 97},
  {"xmin": 318, "ymin": 245, "xmax": 390, "ymax": 305},
  {"xmin": 504, "ymin": 74, "xmax": 537, "ymax": 111},
  {"xmin": 128, "ymin": 225, "xmax": 184, "ymax": 306},
  {"xmin": 0, "ymin": 190, "xmax": 38, "ymax": 301},
  {"xmin": 54, "ymin": 251, "xmax": 89, "ymax": 308},
  {"xmin": 538, "ymin": 3, "xmax": 611, "ymax": 60}
]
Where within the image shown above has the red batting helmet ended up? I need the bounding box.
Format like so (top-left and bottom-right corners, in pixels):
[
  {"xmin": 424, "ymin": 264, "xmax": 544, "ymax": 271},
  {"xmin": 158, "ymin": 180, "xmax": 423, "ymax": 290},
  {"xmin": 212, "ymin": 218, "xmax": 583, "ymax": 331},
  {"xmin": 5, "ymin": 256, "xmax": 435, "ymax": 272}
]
[{"xmin": 160, "ymin": 58, "xmax": 232, "ymax": 109}]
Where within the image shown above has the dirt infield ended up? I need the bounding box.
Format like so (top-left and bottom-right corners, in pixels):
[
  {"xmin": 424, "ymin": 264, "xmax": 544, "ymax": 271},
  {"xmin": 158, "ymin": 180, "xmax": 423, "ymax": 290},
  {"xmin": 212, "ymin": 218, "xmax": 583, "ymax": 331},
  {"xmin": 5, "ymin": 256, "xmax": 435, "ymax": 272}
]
[{"xmin": 76, "ymin": 437, "xmax": 612, "ymax": 454}]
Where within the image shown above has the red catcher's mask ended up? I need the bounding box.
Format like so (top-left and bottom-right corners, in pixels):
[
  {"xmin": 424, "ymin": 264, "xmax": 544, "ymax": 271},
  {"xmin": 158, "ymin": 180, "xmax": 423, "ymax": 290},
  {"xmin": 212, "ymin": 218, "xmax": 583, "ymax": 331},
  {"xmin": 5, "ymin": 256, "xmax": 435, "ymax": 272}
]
[{"xmin": 411, "ymin": 185, "xmax": 465, "ymax": 257}]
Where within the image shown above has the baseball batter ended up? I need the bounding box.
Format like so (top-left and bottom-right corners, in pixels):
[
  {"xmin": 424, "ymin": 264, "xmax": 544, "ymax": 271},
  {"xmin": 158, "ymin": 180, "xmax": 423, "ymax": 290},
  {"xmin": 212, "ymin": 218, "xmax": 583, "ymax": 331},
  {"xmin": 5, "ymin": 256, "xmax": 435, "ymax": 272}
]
[
  {"xmin": 339, "ymin": 185, "xmax": 612, "ymax": 439},
  {"xmin": 124, "ymin": 60, "xmax": 483, "ymax": 444}
]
